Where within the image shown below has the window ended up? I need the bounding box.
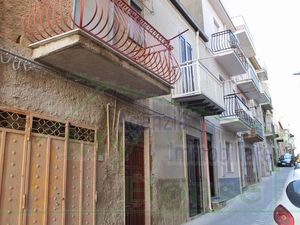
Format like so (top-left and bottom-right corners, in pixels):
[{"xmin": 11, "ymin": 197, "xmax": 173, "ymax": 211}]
[
  {"xmin": 129, "ymin": 0, "xmax": 145, "ymax": 46},
  {"xmin": 213, "ymin": 18, "xmax": 220, "ymax": 33},
  {"xmin": 219, "ymin": 75, "xmax": 225, "ymax": 82},
  {"xmin": 226, "ymin": 142, "xmax": 234, "ymax": 173},
  {"xmin": 130, "ymin": 0, "xmax": 143, "ymax": 12},
  {"xmin": 179, "ymin": 36, "xmax": 195, "ymax": 93}
]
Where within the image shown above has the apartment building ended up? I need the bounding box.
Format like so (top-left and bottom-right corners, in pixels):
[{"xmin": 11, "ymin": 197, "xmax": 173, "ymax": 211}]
[
  {"xmin": 263, "ymin": 109, "xmax": 278, "ymax": 170},
  {"xmin": 0, "ymin": 0, "xmax": 278, "ymax": 225},
  {"xmin": 0, "ymin": 0, "xmax": 217, "ymax": 224},
  {"xmin": 275, "ymin": 122, "xmax": 296, "ymax": 156},
  {"xmin": 178, "ymin": 0, "xmax": 275, "ymax": 203}
]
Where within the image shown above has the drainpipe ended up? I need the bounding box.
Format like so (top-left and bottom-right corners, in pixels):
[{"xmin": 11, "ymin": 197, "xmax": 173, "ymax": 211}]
[
  {"xmin": 202, "ymin": 116, "xmax": 212, "ymax": 211},
  {"xmin": 197, "ymin": 30, "xmax": 212, "ymax": 211},
  {"xmin": 196, "ymin": 31, "xmax": 201, "ymax": 71},
  {"xmin": 107, "ymin": 103, "xmax": 111, "ymax": 157}
]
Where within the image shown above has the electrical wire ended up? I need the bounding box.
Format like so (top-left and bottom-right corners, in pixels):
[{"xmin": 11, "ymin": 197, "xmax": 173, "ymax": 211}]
[
  {"xmin": 0, "ymin": 47, "xmax": 267, "ymax": 134},
  {"xmin": 0, "ymin": 47, "xmax": 204, "ymax": 131}
]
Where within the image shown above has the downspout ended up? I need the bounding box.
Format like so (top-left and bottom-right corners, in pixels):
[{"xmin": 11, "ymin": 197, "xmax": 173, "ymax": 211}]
[
  {"xmin": 196, "ymin": 31, "xmax": 201, "ymax": 66},
  {"xmin": 197, "ymin": 30, "xmax": 212, "ymax": 211},
  {"xmin": 107, "ymin": 103, "xmax": 111, "ymax": 157},
  {"xmin": 201, "ymin": 117, "xmax": 212, "ymax": 211},
  {"xmin": 115, "ymin": 108, "xmax": 125, "ymax": 148}
]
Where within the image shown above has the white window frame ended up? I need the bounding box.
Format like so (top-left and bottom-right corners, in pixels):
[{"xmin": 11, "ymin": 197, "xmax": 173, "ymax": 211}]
[{"xmin": 179, "ymin": 36, "xmax": 195, "ymax": 94}]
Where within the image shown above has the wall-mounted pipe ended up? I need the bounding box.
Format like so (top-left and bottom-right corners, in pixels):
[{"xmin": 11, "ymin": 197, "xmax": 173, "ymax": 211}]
[
  {"xmin": 106, "ymin": 103, "xmax": 111, "ymax": 157},
  {"xmin": 115, "ymin": 108, "xmax": 125, "ymax": 150},
  {"xmin": 112, "ymin": 99, "xmax": 117, "ymax": 130},
  {"xmin": 201, "ymin": 116, "xmax": 212, "ymax": 211}
]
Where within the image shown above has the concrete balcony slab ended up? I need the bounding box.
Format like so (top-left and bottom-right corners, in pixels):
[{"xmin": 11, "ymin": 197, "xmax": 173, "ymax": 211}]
[{"xmin": 30, "ymin": 30, "xmax": 172, "ymax": 99}]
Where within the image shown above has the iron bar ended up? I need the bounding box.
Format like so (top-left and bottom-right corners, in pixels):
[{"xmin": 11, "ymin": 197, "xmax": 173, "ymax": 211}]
[
  {"xmin": 211, "ymin": 30, "xmax": 248, "ymax": 70},
  {"xmin": 22, "ymin": 0, "xmax": 180, "ymax": 84},
  {"xmin": 220, "ymin": 94, "xmax": 253, "ymax": 127}
]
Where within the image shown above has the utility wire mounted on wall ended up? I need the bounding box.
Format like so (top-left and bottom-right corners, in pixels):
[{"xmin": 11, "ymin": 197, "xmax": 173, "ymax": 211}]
[{"xmin": 0, "ymin": 48, "xmax": 33, "ymax": 72}]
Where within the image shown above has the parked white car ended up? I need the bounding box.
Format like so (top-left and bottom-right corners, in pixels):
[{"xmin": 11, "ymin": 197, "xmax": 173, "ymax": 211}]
[{"xmin": 273, "ymin": 167, "xmax": 300, "ymax": 225}]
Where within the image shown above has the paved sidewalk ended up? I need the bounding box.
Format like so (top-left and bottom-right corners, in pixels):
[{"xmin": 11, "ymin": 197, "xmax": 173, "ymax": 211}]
[{"xmin": 185, "ymin": 168, "xmax": 292, "ymax": 225}]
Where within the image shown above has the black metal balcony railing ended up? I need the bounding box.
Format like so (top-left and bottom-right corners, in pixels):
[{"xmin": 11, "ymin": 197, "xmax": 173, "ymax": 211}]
[
  {"xmin": 220, "ymin": 94, "xmax": 253, "ymax": 127},
  {"xmin": 233, "ymin": 66, "xmax": 261, "ymax": 91},
  {"xmin": 253, "ymin": 118, "xmax": 264, "ymax": 138},
  {"xmin": 211, "ymin": 30, "xmax": 248, "ymax": 70},
  {"xmin": 211, "ymin": 30, "xmax": 239, "ymax": 52}
]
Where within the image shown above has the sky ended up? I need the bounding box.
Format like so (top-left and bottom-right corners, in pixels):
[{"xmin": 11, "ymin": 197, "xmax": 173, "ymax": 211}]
[{"xmin": 222, "ymin": 0, "xmax": 300, "ymax": 153}]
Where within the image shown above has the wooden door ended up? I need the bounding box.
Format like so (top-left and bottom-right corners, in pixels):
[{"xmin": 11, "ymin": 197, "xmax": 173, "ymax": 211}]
[
  {"xmin": 0, "ymin": 109, "xmax": 97, "ymax": 225},
  {"xmin": 187, "ymin": 135, "xmax": 202, "ymax": 217},
  {"xmin": 125, "ymin": 122, "xmax": 145, "ymax": 225},
  {"xmin": 207, "ymin": 134, "xmax": 215, "ymax": 197},
  {"xmin": 245, "ymin": 148, "xmax": 255, "ymax": 185},
  {"xmin": 0, "ymin": 128, "xmax": 27, "ymax": 225}
]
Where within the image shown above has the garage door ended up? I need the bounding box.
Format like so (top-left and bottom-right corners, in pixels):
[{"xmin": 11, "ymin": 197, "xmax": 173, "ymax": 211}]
[{"xmin": 0, "ymin": 109, "xmax": 97, "ymax": 225}]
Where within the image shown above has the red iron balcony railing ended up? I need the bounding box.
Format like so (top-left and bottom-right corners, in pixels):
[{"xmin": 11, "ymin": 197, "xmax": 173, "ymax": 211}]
[{"xmin": 22, "ymin": 0, "xmax": 180, "ymax": 84}]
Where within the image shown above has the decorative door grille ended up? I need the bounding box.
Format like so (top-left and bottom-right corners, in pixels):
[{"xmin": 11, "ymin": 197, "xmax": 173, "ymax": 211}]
[{"xmin": 0, "ymin": 108, "xmax": 97, "ymax": 225}]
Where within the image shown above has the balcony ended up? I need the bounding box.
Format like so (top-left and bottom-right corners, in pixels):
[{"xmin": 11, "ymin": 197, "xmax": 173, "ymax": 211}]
[
  {"xmin": 257, "ymin": 68, "xmax": 269, "ymax": 81},
  {"xmin": 233, "ymin": 66, "xmax": 262, "ymax": 100},
  {"xmin": 220, "ymin": 94, "xmax": 253, "ymax": 132},
  {"xmin": 172, "ymin": 60, "xmax": 224, "ymax": 115},
  {"xmin": 22, "ymin": 0, "xmax": 180, "ymax": 99},
  {"xmin": 264, "ymin": 122, "xmax": 274, "ymax": 138},
  {"xmin": 243, "ymin": 118, "xmax": 264, "ymax": 143},
  {"xmin": 211, "ymin": 30, "xmax": 248, "ymax": 76},
  {"xmin": 231, "ymin": 16, "xmax": 256, "ymax": 58},
  {"xmin": 260, "ymin": 83, "xmax": 273, "ymax": 110}
]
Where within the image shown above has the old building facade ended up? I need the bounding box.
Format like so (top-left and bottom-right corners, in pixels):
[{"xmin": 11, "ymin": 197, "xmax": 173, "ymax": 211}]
[{"xmin": 0, "ymin": 0, "xmax": 282, "ymax": 225}]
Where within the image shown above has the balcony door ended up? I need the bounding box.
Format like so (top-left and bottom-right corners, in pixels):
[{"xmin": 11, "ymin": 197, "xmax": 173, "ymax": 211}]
[
  {"xmin": 125, "ymin": 122, "xmax": 145, "ymax": 225},
  {"xmin": 74, "ymin": 0, "xmax": 105, "ymax": 32},
  {"xmin": 74, "ymin": 0, "xmax": 119, "ymax": 43},
  {"xmin": 179, "ymin": 36, "xmax": 194, "ymax": 94}
]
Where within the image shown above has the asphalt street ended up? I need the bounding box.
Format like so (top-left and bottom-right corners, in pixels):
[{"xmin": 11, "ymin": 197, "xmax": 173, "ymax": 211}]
[{"xmin": 185, "ymin": 168, "xmax": 292, "ymax": 225}]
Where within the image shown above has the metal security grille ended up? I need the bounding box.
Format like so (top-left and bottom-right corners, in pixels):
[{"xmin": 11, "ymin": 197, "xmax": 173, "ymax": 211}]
[
  {"xmin": 32, "ymin": 117, "xmax": 66, "ymax": 137},
  {"xmin": 69, "ymin": 125, "xmax": 95, "ymax": 142},
  {"xmin": 0, "ymin": 110, "xmax": 26, "ymax": 131}
]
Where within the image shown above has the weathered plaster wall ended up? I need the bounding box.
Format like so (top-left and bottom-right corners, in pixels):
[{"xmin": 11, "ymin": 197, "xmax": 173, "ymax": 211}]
[
  {"xmin": 150, "ymin": 99, "xmax": 188, "ymax": 225},
  {"xmin": 0, "ymin": 55, "xmax": 150, "ymax": 225},
  {"xmin": 180, "ymin": 0, "xmax": 205, "ymax": 30},
  {"xmin": 1, "ymin": 2, "xmax": 149, "ymax": 225},
  {"xmin": 150, "ymin": 97, "xmax": 211, "ymax": 224},
  {"xmin": 214, "ymin": 128, "xmax": 241, "ymax": 199},
  {"xmin": 1, "ymin": 0, "xmax": 31, "ymax": 45}
]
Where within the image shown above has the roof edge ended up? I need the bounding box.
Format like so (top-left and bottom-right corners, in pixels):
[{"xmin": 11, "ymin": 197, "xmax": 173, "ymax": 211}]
[{"xmin": 169, "ymin": 0, "xmax": 209, "ymax": 42}]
